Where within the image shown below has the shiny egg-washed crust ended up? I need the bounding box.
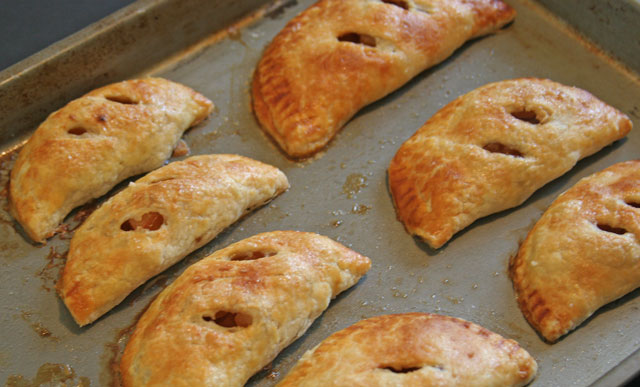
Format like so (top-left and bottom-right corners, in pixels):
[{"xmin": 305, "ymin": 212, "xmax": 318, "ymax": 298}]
[
  {"xmin": 252, "ymin": 0, "xmax": 515, "ymax": 158},
  {"xmin": 9, "ymin": 78, "xmax": 213, "ymax": 243},
  {"xmin": 59, "ymin": 155, "xmax": 289, "ymax": 326},
  {"xmin": 389, "ymin": 78, "xmax": 632, "ymax": 249},
  {"xmin": 510, "ymin": 160, "xmax": 640, "ymax": 342},
  {"xmin": 278, "ymin": 313, "xmax": 537, "ymax": 387},
  {"xmin": 120, "ymin": 231, "xmax": 371, "ymax": 387}
]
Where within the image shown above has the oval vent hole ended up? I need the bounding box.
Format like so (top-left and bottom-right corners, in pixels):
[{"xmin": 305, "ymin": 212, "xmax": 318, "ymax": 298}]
[
  {"xmin": 597, "ymin": 223, "xmax": 627, "ymax": 235},
  {"xmin": 511, "ymin": 109, "xmax": 541, "ymax": 124},
  {"xmin": 121, "ymin": 212, "xmax": 164, "ymax": 231},
  {"xmin": 382, "ymin": 0, "xmax": 409, "ymax": 10},
  {"xmin": 483, "ymin": 142, "xmax": 523, "ymax": 157},
  {"xmin": 625, "ymin": 200, "xmax": 640, "ymax": 209},
  {"xmin": 105, "ymin": 95, "xmax": 138, "ymax": 105},
  {"xmin": 230, "ymin": 250, "xmax": 277, "ymax": 261},
  {"xmin": 338, "ymin": 33, "xmax": 376, "ymax": 47},
  {"xmin": 382, "ymin": 366, "xmax": 423, "ymax": 374},
  {"xmin": 68, "ymin": 127, "xmax": 88, "ymax": 135},
  {"xmin": 203, "ymin": 311, "xmax": 252, "ymax": 328}
]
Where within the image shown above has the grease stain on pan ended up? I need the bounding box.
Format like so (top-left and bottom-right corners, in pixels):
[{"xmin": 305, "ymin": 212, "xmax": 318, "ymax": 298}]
[
  {"xmin": 18, "ymin": 311, "xmax": 60, "ymax": 343},
  {"xmin": 342, "ymin": 173, "xmax": 368, "ymax": 199},
  {"xmin": 5, "ymin": 363, "xmax": 90, "ymax": 387},
  {"xmin": 101, "ymin": 322, "xmax": 137, "ymax": 387},
  {"xmin": 100, "ymin": 286, "xmax": 164, "ymax": 387},
  {"xmin": 0, "ymin": 148, "xmax": 20, "ymax": 237},
  {"xmin": 36, "ymin": 247, "xmax": 67, "ymax": 293}
]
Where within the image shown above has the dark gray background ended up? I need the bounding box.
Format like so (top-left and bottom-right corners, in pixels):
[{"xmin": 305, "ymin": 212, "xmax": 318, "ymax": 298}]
[{"xmin": 0, "ymin": 0, "xmax": 135, "ymax": 71}]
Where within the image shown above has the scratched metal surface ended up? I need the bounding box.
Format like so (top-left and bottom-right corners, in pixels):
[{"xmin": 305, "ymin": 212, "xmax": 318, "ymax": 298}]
[{"xmin": 1, "ymin": 0, "xmax": 639, "ymax": 386}]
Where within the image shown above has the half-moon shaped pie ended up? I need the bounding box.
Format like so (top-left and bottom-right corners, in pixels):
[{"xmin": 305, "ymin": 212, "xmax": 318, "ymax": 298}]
[
  {"xmin": 389, "ymin": 78, "xmax": 632, "ymax": 249},
  {"xmin": 59, "ymin": 154, "xmax": 289, "ymax": 326},
  {"xmin": 252, "ymin": 0, "xmax": 516, "ymax": 158},
  {"xmin": 9, "ymin": 78, "xmax": 213, "ymax": 243},
  {"xmin": 120, "ymin": 231, "xmax": 371, "ymax": 386},
  {"xmin": 278, "ymin": 313, "xmax": 537, "ymax": 387},
  {"xmin": 510, "ymin": 160, "xmax": 640, "ymax": 342}
]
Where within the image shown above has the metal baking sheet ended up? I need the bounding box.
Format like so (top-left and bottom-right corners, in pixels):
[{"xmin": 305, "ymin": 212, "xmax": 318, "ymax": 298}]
[{"xmin": 1, "ymin": 0, "xmax": 639, "ymax": 385}]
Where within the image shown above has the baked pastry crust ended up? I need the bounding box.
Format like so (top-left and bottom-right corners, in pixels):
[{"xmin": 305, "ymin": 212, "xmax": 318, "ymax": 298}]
[
  {"xmin": 389, "ymin": 78, "xmax": 632, "ymax": 249},
  {"xmin": 9, "ymin": 78, "xmax": 213, "ymax": 243},
  {"xmin": 510, "ymin": 160, "xmax": 640, "ymax": 342},
  {"xmin": 120, "ymin": 231, "xmax": 371, "ymax": 386},
  {"xmin": 278, "ymin": 313, "xmax": 537, "ymax": 387},
  {"xmin": 252, "ymin": 0, "xmax": 515, "ymax": 158},
  {"xmin": 59, "ymin": 154, "xmax": 289, "ymax": 326}
]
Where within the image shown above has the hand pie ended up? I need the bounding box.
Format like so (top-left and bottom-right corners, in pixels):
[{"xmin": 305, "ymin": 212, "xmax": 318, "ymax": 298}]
[
  {"xmin": 252, "ymin": 0, "xmax": 515, "ymax": 158},
  {"xmin": 510, "ymin": 160, "xmax": 640, "ymax": 342},
  {"xmin": 278, "ymin": 313, "xmax": 537, "ymax": 387},
  {"xmin": 9, "ymin": 78, "xmax": 213, "ymax": 243},
  {"xmin": 389, "ymin": 78, "xmax": 632, "ymax": 249},
  {"xmin": 120, "ymin": 231, "xmax": 371, "ymax": 386},
  {"xmin": 58, "ymin": 155, "xmax": 289, "ymax": 326}
]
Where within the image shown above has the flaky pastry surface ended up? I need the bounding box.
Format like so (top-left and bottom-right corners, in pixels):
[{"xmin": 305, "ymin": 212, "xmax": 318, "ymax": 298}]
[
  {"xmin": 59, "ymin": 155, "xmax": 289, "ymax": 326},
  {"xmin": 389, "ymin": 78, "xmax": 632, "ymax": 249},
  {"xmin": 9, "ymin": 78, "xmax": 213, "ymax": 242},
  {"xmin": 252, "ymin": 0, "xmax": 515, "ymax": 158},
  {"xmin": 278, "ymin": 313, "xmax": 537, "ymax": 387},
  {"xmin": 120, "ymin": 231, "xmax": 371, "ymax": 386},
  {"xmin": 510, "ymin": 160, "xmax": 640, "ymax": 342}
]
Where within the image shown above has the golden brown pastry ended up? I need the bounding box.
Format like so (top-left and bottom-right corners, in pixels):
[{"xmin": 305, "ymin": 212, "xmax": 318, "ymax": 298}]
[
  {"xmin": 9, "ymin": 78, "xmax": 213, "ymax": 243},
  {"xmin": 278, "ymin": 313, "xmax": 537, "ymax": 387},
  {"xmin": 59, "ymin": 155, "xmax": 289, "ymax": 326},
  {"xmin": 389, "ymin": 78, "xmax": 632, "ymax": 249},
  {"xmin": 510, "ymin": 160, "xmax": 640, "ymax": 342},
  {"xmin": 252, "ymin": 0, "xmax": 516, "ymax": 158},
  {"xmin": 120, "ymin": 231, "xmax": 371, "ymax": 386}
]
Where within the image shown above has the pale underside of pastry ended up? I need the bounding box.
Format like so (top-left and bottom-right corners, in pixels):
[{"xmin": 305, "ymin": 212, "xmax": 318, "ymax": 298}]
[
  {"xmin": 59, "ymin": 155, "xmax": 289, "ymax": 327},
  {"xmin": 119, "ymin": 231, "xmax": 371, "ymax": 387},
  {"xmin": 9, "ymin": 77, "xmax": 213, "ymax": 243},
  {"xmin": 252, "ymin": 0, "xmax": 516, "ymax": 158},
  {"xmin": 510, "ymin": 160, "xmax": 640, "ymax": 342},
  {"xmin": 278, "ymin": 313, "xmax": 537, "ymax": 387},
  {"xmin": 389, "ymin": 78, "xmax": 632, "ymax": 249}
]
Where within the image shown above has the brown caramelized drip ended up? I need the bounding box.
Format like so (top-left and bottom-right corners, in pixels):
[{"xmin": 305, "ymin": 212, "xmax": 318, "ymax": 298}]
[
  {"xmin": 38, "ymin": 247, "xmax": 67, "ymax": 292},
  {"xmin": 351, "ymin": 203, "xmax": 371, "ymax": 215},
  {"xmin": 5, "ymin": 363, "xmax": 90, "ymax": 387},
  {"xmin": 343, "ymin": 173, "xmax": 368, "ymax": 199},
  {"xmin": 171, "ymin": 139, "xmax": 190, "ymax": 158},
  {"xmin": 101, "ymin": 320, "xmax": 138, "ymax": 387}
]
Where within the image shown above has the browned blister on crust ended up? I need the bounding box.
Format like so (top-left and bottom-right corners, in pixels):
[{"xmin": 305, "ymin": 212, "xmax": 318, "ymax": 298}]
[
  {"xmin": 9, "ymin": 78, "xmax": 213, "ymax": 243},
  {"xmin": 119, "ymin": 231, "xmax": 371, "ymax": 387},
  {"xmin": 252, "ymin": 0, "xmax": 516, "ymax": 158},
  {"xmin": 278, "ymin": 313, "xmax": 537, "ymax": 387},
  {"xmin": 59, "ymin": 155, "xmax": 289, "ymax": 326},
  {"xmin": 510, "ymin": 160, "xmax": 640, "ymax": 342},
  {"xmin": 389, "ymin": 78, "xmax": 632, "ymax": 249}
]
